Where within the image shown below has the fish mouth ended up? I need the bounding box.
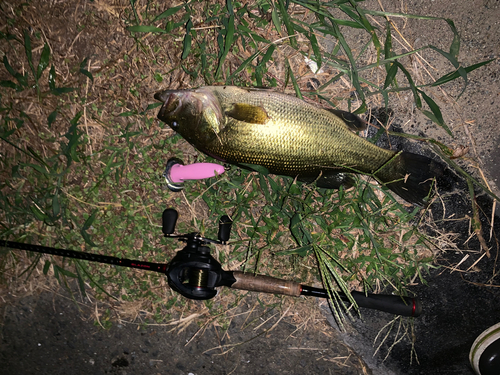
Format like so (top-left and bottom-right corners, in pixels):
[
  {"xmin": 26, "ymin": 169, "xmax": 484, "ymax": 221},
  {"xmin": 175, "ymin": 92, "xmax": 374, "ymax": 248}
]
[
  {"xmin": 154, "ymin": 90, "xmax": 172, "ymax": 103},
  {"xmin": 155, "ymin": 91, "xmax": 183, "ymax": 118}
]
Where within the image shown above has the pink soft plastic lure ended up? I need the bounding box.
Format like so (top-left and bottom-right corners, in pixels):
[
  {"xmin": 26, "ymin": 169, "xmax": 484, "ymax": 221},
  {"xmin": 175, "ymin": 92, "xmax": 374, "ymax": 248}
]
[
  {"xmin": 163, "ymin": 159, "xmax": 225, "ymax": 192},
  {"xmin": 169, "ymin": 162, "xmax": 225, "ymax": 182}
]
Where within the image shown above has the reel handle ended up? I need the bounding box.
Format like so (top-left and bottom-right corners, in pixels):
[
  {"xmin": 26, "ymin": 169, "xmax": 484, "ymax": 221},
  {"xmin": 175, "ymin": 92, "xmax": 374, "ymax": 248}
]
[
  {"xmin": 218, "ymin": 215, "xmax": 233, "ymax": 244},
  {"xmin": 162, "ymin": 208, "xmax": 178, "ymax": 235}
]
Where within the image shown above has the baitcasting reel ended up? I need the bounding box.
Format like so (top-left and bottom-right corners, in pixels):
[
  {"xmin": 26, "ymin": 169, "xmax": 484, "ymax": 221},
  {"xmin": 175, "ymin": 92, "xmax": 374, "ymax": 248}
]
[
  {"xmin": 161, "ymin": 209, "xmax": 422, "ymax": 318},
  {"xmin": 162, "ymin": 208, "xmax": 236, "ymax": 300}
]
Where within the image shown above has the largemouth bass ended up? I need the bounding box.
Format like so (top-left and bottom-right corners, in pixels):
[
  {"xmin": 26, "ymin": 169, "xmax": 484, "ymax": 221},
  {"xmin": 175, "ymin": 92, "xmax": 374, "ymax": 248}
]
[{"xmin": 155, "ymin": 86, "xmax": 444, "ymax": 205}]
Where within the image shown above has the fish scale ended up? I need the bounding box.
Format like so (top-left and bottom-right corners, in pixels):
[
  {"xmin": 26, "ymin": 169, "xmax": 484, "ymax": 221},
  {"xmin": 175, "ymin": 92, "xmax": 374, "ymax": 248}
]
[
  {"xmin": 155, "ymin": 86, "xmax": 444, "ymax": 206},
  {"xmin": 206, "ymin": 86, "xmax": 394, "ymax": 176}
]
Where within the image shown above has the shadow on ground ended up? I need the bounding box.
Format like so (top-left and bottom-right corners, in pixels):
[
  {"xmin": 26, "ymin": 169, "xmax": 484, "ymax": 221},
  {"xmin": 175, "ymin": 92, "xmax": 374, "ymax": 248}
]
[{"xmin": 0, "ymin": 290, "xmax": 369, "ymax": 375}]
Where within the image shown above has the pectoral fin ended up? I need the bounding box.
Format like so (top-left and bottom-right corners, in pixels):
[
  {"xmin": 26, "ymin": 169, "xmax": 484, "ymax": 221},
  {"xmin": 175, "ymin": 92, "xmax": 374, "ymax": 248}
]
[
  {"xmin": 298, "ymin": 171, "xmax": 355, "ymax": 190},
  {"xmin": 226, "ymin": 103, "xmax": 270, "ymax": 124}
]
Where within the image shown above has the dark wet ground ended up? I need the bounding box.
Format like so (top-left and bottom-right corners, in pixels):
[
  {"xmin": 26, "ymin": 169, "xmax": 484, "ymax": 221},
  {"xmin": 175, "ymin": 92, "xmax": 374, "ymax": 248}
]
[{"xmin": 0, "ymin": 291, "xmax": 370, "ymax": 375}]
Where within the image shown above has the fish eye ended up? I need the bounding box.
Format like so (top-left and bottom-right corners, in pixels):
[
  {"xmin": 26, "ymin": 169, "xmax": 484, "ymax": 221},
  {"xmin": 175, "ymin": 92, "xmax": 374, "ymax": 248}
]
[{"xmin": 171, "ymin": 121, "xmax": 178, "ymax": 128}]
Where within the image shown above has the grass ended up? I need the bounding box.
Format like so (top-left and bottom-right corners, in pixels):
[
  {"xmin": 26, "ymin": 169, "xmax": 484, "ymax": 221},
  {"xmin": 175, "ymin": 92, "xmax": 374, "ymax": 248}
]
[{"xmin": 0, "ymin": 0, "xmax": 495, "ymax": 337}]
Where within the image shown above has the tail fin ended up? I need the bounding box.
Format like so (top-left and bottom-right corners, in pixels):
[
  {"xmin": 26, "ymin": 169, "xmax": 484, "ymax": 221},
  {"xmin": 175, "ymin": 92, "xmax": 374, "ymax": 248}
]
[{"xmin": 376, "ymin": 152, "xmax": 445, "ymax": 206}]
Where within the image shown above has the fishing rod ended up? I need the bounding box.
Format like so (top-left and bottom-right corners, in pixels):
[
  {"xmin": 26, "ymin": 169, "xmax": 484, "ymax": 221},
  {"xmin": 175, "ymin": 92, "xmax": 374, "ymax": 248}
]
[{"xmin": 0, "ymin": 205, "xmax": 421, "ymax": 317}]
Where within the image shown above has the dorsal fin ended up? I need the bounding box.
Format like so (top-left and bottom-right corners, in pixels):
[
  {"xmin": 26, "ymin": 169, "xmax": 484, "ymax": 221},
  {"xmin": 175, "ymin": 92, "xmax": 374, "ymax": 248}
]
[
  {"xmin": 225, "ymin": 103, "xmax": 270, "ymax": 124},
  {"xmin": 326, "ymin": 109, "xmax": 366, "ymax": 131}
]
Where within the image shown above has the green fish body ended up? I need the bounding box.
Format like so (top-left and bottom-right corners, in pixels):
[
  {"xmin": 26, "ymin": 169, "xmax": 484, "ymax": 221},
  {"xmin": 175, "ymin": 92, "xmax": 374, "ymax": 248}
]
[{"xmin": 155, "ymin": 86, "xmax": 443, "ymax": 205}]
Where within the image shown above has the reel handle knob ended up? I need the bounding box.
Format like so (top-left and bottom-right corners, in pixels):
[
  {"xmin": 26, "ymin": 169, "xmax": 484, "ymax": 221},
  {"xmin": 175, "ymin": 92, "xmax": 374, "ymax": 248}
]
[
  {"xmin": 162, "ymin": 208, "xmax": 178, "ymax": 235},
  {"xmin": 218, "ymin": 215, "xmax": 232, "ymax": 243}
]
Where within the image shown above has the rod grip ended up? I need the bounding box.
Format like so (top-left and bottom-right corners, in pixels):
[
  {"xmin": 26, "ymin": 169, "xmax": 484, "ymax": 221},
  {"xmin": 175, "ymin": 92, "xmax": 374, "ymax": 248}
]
[
  {"xmin": 351, "ymin": 291, "xmax": 422, "ymax": 317},
  {"xmin": 230, "ymin": 271, "xmax": 302, "ymax": 297}
]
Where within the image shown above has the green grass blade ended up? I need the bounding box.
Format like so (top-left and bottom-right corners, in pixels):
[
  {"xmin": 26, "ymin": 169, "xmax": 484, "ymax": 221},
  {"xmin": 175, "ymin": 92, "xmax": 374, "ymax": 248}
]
[
  {"xmin": 226, "ymin": 0, "xmax": 234, "ymax": 16},
  {"xmin": 76, "ymin": 261, "xmax": 117, "ymax": 300},
  {"xmin": 126, "ymin": 25, "xmax": 167, "ymax": 34},
  {"xmin": 0, "ymin": 133, "xmax": 50, "ymax": 168},
  {"xmin": 358, "ymin": 46, "xmax": 428, "ymax": 72},
  {"xmin": 43, "ymin": 260, "xmax": 51, "ymax": 275},
  {"xmin": 292, "ymin": 0, "xmax": 364, "ymax": 28},
  {"xmin": 74, "ymin": 260, "xmax": 88, "ymax": 297},
  {"xmin": 216, "ymin": 14, "xmax": 235, "ymax": 80},
  {"xmin": 228, "ymin": 50, "xmax": 261, "ymax": 81},
  {"xmin": 338, "ymin": 3, "xmax": 364, "ymax": 27},
  {"xmin": 289, "ymin": 213, "xmax": 304, "ymax": 247},
  {"xmin": 343, "ymin": 2, "xmax": 381, "ymax": 60},
  {"xmin": 0, "ymin": 80, "xmax": 18, "ymax": 90},
  {"xmin": 181, "ymin": 18, "xmax": 193, "ymax": 60},
  {"xmin": 261, "ymin": 44, "xmax": 276, "ymax": 67},
  {"xmin": 129, "ymin": 0, "xmax": 140, "ymax": 25},
  {"xmin": 23, "ymin": 30, "xmax": 35, "ymax": 80},
  {"xmin": 308, "ymin": 28, "xmax": 322, "ymax": 71},
  {"xmin": 418, "ymin": 89, "xmax": 451, "ymax": 136},
  {"xmin": 52, "ymin": 190, "xmax": 61, "ymax": 217},
  {"xmin": 141, "ymin": 102, "xmax": 162, "ymax": 113},
  {"xmin": 384, "ymin": 20, "xmax": 393, "ymax": 60},
  {"xmin": 431, "ymin": 59, "xmax": 494, "ymax": 87},
  {"xmin": 62, "ymin": 112, "xmax": 83, "ymax": 164},
  {"xmin": 277, "ymin": 0, "xmax": 297, "ymax": 48},
  {"xmin": 3, "ymin": 55, "xmax": 28, "ymax": 88},
  {"xmin": 30, "ymin": 205, "xmax": 49, "ymax": 221},
  {"xmin": 54, "ymin": 264, "xmax": 78, "ymax": 279},
  {"xmin": 255, "ymin": 44, "xmax": 276, "ymax": 86},
  {"xmin": 37, "ymin": 43, "xmax": 50, "ymax": 80},
  {"xmin": 81, "ymin": 209, "xmax": 98, "ymax": 247},
  {"xmin": 239, "ymin": 163, "xmax": 269, "ymax": 175},
  {"xmin": 363, "ymin": 9, "xmax": 453, "ymax": 21},
  {"xmin": 48, "ymin": 65, "xmax": 56, "ymax": 91},
  {"xmin": 24, "ymin": 162, "xmax": 50, "ymax": 176},
  {"xmin": 383, "ymin": 63, "xmax": 398, "ymax": 90},
  {"xmin": 314, "ymin": 245, "xmax": 354, "ymax": 326},
  {"xmin": 287, "ymin": 61, "xmax": 302, "ymax": 99},
  {"xmin": 382, "ymin": 20, "xmax": 397, "ymax": 96},
  {"xmin": 427, "ymin": 45, "xmax": 466, "ymax": 85},
  {"xmin": 393, "ymin": 61, "xmax": 421, "ymax": 107},
  {"xmin": 153, "ymin": 4, "xmax": 184, "ymax": 22},
  {"xmin": 446, "ymin": 19, "xmax": 460, "ymax": 59},
  {"xmin": 79, "ymin": 58, "xmax": 93, "ymax": 82},
  {"xmin": 384, "ymin": 130, "xmax": 453, "ymax": 155},
  {"xmin": 237, "ymin": 23, "xmax": 271, "ymax": 43},
  {"xmin": 271, "ymin": 7, "xmax": 282, "ymax": 34}
]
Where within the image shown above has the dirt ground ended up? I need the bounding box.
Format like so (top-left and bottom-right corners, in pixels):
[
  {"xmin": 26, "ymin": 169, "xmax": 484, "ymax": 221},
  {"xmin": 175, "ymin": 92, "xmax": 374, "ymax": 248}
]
[{"xmin": 1, "ymin": 1, "xmax": 500, "ymax": 375}]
